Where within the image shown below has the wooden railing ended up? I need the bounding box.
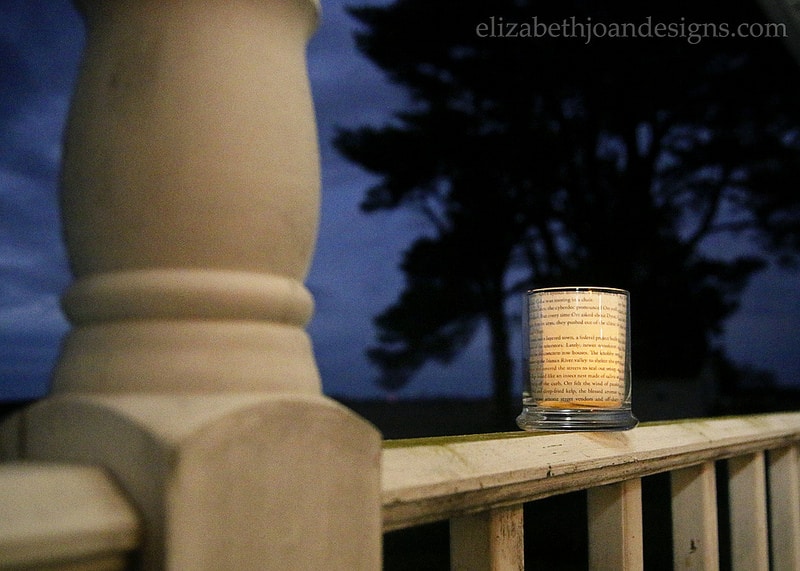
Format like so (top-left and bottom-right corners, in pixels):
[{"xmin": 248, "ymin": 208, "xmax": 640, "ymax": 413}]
[
  {"xmin": 4, "ymin": 412, "xmax": 800, "ymax": 569},
  {"xmin": 0, "ymin": 462, "xmax": 140, "ymax": 569},
  {"xmin": 382, "ymin": 412, "xmax": 800, "ymax": 570}
]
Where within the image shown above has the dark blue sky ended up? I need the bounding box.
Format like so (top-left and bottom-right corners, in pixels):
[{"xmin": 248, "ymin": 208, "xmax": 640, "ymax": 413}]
[{"xmin": 1, "ymin": 0, "xmax": 799, "ymax": 403}]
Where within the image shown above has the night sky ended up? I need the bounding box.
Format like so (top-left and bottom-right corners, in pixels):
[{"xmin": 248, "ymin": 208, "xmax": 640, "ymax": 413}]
[{"xmin": 1, "ymin": 0, "xmax": 798, "ymax": 403}]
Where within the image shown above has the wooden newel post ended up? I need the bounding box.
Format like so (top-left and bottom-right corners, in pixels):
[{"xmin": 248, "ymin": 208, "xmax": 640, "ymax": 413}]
[
  {"xmin": 13, "ymin": 0, "xmax": 382, "ymax": 568},
  {"xmin": 57, "ymin": 0, "xmax": 323, "ymax": 396}
]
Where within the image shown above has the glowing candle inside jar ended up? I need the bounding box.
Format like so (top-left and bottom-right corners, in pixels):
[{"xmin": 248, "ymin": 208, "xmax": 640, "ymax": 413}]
[{"xmin": 527, "ymin": 287, "xmax": 630, "ymax": 409}]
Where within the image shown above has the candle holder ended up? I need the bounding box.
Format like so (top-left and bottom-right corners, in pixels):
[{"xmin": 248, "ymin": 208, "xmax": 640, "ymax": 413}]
[{"xmin": 517, "ymin": 287, "xmax": 638, "ymax": 431}]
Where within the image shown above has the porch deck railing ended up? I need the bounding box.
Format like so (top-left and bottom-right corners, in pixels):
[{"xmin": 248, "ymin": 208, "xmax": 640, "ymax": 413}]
[
  {"xmin": 383, "ymin": 412, "xmax": 800, "ymax": 570},
  {"xmin": 4, "ymin": 411, "xmax": 800, "ymax": 569},
  {"xmin": 3, "ymin": 1, "xmax": 799, "ymax": 569}
]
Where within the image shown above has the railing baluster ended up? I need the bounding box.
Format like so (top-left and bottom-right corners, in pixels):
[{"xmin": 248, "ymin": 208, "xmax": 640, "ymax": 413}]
[
  {"xmin": 728, "ymin": 452, "xmax": 769, "ymax": 571},
  {"xmin": 767, "ymin": 445, "xmax": 800, "ymax": 570},
  {"xmin": 587, "ymin": 478, "xmax": 643, "ymax": 570},
  {"xmin": 450, "ymin": 505, "xmax": 524, "ymax": 571},
  {"xmin": 671, "ymin": 461, "xmax": 720, "ymax": 570}
]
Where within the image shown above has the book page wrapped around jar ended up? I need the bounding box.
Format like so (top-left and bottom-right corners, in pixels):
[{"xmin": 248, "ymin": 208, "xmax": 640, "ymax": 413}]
[{"xmin": 518, "ymin": 287, "xmax": 638, "ymax": 431}]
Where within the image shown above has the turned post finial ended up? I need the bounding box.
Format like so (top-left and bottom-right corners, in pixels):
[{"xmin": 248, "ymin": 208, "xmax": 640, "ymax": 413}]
[{"xmin": 55, "ymin": 0, "xmax": 323, "ymax": 395}]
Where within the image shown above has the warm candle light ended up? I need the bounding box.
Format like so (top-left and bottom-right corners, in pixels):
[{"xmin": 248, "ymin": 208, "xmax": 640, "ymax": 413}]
[{"xmin": 518, "ymin": 287, "xmax": 638, "ymax": 431}]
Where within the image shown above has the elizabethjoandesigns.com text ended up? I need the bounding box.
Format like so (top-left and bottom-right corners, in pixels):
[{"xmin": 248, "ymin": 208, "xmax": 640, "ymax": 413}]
[{"xmin": 475, "ymin": 16, "xmax": 788, "ymax": 45}]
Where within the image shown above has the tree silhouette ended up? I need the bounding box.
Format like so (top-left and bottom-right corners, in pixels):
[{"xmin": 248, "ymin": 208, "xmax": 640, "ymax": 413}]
[{"xmin": 335, "ymin": 0, "xmax": 800, "ymax": 418}]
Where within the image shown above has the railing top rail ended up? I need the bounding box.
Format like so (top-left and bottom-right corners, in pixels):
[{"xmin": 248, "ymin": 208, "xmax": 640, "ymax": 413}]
[
  {"xmin": 382, "ymin": 411, "xmax": 800, "ymax": 531},
  {"xmin": 0, "ymin": 462, "xmax": 140, "ymax": 568}
]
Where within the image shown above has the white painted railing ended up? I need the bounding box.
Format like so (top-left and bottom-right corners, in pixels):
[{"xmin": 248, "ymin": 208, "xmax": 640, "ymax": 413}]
[
  {"xmin": 0, "ymin": 462, "xmax": 140, "ymax": 569},
  {"xmin": 382, "ymin": 412, "xmax": 800, "ymax": 570},
  {"xmin": 4, "ymin": 412, "xmax": 800, "ymax": 569}
]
